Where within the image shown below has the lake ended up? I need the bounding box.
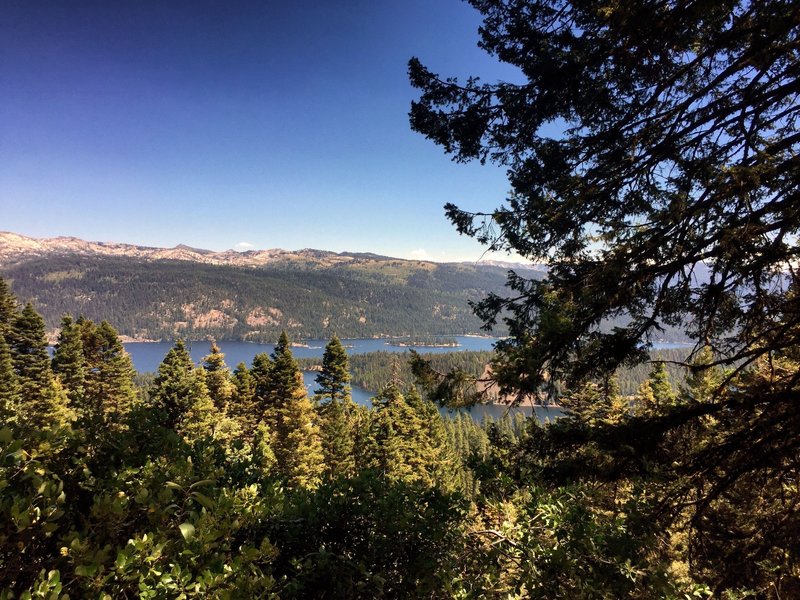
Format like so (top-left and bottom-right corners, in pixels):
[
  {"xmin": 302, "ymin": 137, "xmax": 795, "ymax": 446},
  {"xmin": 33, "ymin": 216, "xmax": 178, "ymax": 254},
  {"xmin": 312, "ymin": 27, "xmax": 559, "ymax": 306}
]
[
  {"xmin": 123, "ymin": 336, "xmax": 690, "ymax": 373},
  {"xmin": 122, "ymin": 335, "xmax": 500, "ymax": 373},
  {"xmin": 121, "ymin": 336, "xmax": 680, "ymax": 423},
  {"xmin": 124, "ymin": 336, "xmax": 501, "ymax": 417}
]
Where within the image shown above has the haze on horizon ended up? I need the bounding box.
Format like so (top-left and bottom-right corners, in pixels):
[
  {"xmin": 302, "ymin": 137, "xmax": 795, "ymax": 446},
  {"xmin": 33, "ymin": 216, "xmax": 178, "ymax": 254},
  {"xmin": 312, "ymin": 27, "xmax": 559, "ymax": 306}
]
[{"xmin": 0, "ymin": 0, "xmax": 526, "ymax": 264}]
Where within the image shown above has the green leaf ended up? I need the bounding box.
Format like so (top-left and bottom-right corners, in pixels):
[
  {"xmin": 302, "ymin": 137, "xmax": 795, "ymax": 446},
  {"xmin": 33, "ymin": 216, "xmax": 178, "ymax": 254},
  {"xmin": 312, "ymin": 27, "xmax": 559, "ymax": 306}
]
[
  {"xmin": 189, "ymin": 479, "xmax": 215, "ymax": 490},
  {"xmin": 191, "ymin": 492, "xmax": 214, "ymax": 510},
  {"xmin": 0, "ymin": 427, "xmax": 12, "ymax": 444},
  {"xmin": 178, "ymin": 522, "xmax": 195, "ymax": 541},
  {"xmin": 164, "ymin": 481, "xmax": 183, "ymax": 491}
]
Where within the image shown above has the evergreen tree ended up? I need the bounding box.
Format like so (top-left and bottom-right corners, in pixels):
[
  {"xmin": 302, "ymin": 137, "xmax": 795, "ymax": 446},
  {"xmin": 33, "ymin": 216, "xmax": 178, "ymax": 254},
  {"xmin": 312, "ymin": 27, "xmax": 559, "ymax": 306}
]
[
  {"xmin": 317, "ymin": 397, "xmax": 355, "ymax": 479},
  {"xmin": 562, "ymin": 375, "xmax": 627, "ymax": 426},
  {"xmin": 202, "ymin": 342, "xmax": 234, "ymax": 412},
  {"xmin": 178, "ymin": 368, "xmax": 215, "ymax": 443},
  {"xmin": 267, "ymin": 332, "xmax": 305, "ymax": 412},
  {"xmin": 51, "ymin": 316, "xmax": 85, "ymax": 407},
  {"xmin": 0, "ymin": 278, "xmax": 18, "ymax": 340},
  {"xmin": 91, "ymin": 321, "xmax": 137, "ymax": 434},
  {"xmin": 405, "ymin": 386, "xmax": 457, "ymax": 489},
  {"xmin": 250, "ymin": 352, "xmax": 273, "ymax": 421},
  {"xmin": 265, "ymin": 333, "xmax": 324, "ymax": 489},
  {"xmin": 0, "ymin": 337, "xmax": 20, "ymax": 424},
  {"xmin": 314, "ymin": 335, "xmax": 351, "ymax": 404},
  {"xmin": 634, "ymin": 379, "xmax": 657, "ymax": 418},
  {"xmin": 649, "ymin": 361, "xmax": 676, "ymax": 407},
  {"xmin": 315, "ymin": 335, "xmax": 355, "ymax": 478},
  {"xmin": 150, "ymin": 340, "xmax": 212, "ymax": 439},
  {"xmin": 230, "ymin": 362, "xmax": 257, "ymax": 435},
  {"xmin": 8, "ymin": 303, "xmax": 72, "ymax": 432},
  {"xmin": 367, "ymin": 384, "xmax": 454, "ymax": 488},
  {"xmin": 10, "ymin": 303, "xmax": 54, "ymax": 399},
  {"xmin": 278, "ymin": 394, "xmax": 324, "ymax": 490},
  {"xmin": 684, "ymin": 346, "xmax": 723, "ymax": 403}
]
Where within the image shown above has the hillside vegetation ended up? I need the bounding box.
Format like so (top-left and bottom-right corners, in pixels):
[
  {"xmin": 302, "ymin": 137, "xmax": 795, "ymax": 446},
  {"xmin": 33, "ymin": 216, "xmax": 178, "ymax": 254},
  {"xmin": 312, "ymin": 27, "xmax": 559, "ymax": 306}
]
[{"xmin": 1, "ymin": 254, "xmax": 523, "ymax": 341}]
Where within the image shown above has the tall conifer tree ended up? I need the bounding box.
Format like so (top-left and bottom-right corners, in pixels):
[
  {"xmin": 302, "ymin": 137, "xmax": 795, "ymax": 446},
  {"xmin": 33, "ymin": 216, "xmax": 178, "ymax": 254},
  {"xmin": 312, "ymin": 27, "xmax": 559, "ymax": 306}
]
[
  {"xmin": 202, "ymin": 342, "xmax": 234, "ymax": 412},
  {"xmin": 315, "ymin": 335, "xmax": 351, "ymax": 404},
  {"xmin": 8, "ymin": 303, "xmax": 71, "ymax": 431},
  {"xmin": 267, "ymin": 332, "xmax": 306, "ymax": 412},
  {"xmin": 52, "ymin": 316, "xmax": 86, "ymax": 407},
  {"xmin": 82, "ymin": 321, "xmax": 137, "ymax": 437},
  {"xmin": 0, "ymin": 337, "xmax": 20, "ymax": 424},
  {"xmin": 0, "ymin": 278, "xmax": 17, "ymax": 340},
  {"xmin": 315, "ymin": 335, "xmax": 355, "ymax": 478},
  {"xmin": 150, "ymin": 340, "xmax": 212, "ymax": 438},
  {"xmin": 250, "ymin": 353, "xmax": 273, "ymax": 421},
  {"xmin": 267, "ymin": 332, "xmax": 324, "ymax": 489},
  {"xmin": 230, "ymin": 362, "xmax": 258, "ymax": 435}
]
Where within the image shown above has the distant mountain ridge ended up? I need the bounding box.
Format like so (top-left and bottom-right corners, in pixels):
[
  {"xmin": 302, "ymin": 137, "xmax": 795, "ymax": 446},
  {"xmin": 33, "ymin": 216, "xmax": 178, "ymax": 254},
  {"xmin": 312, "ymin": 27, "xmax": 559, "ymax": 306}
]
[
  {"xmin": 0, "ymin": 232, "xmax": 701, "ymax": 345},
  {"xmin": 1, "ymin": 232, "xmax": 546, "ymax": 343},
  {"xmin": 0, "ymin": 231, "xmax": 391, "ymax": 269},
  {"xmin": 0, "ymin": 232, "xmax": 541, "ymax": 271}
]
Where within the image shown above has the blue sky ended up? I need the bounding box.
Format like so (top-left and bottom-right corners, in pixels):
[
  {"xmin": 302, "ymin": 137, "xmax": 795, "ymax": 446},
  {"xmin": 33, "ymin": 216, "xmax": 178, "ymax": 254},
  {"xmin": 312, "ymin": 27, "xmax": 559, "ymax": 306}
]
[{"xmin": 0, "ymin": 0, "xmax": 524, "ymax": 262}]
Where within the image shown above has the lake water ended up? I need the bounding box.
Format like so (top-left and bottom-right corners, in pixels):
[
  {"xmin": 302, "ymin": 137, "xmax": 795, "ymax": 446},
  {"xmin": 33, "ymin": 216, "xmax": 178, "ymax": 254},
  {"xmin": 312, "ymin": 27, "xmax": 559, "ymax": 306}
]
[
  {"xmin": 123, "ymin": 336, "xmax": 499, "ymax": 373},
  {"xmin": 121, "ymin": 336, "xmax": 678, "ymax": 424},
  {"xmin": 123, "ymin": 336, "xmax": 689, "ymax": 373},
  {"xmin": 124, "ymin": 336, "xmax": 502, "ymax": 419}
]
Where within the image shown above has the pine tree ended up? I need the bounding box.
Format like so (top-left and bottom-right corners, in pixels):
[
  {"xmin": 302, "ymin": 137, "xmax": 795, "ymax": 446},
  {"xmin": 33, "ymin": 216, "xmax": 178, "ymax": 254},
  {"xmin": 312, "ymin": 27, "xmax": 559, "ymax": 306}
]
[
  {"xmin": 266, "ymin": 332, "xmax": 324, "ymax": 489},
  {"xmin": 562, "ymin": 375, "xmax": 627, "ymax": 426},
  {"xmin": 89, "ymin": 321, "xmax": 137, "ymax": 434},
  {"xmin": 178, "ymin": 367, "xmax": 215, "ymax": 443},
  {"xmin": 250, "ymin": 353, "xmax": 273, "ymax": 421},
  {"xmin": 649, "ymin": 362, "xmax": 676, "ymax": 407},
  {"xmin": 230, "ymin": 362, "xmax": 258, "ymax": 435},
  {"xmin": 51, "ymin": 315, "xmax": 85, "ymax": 407},
  {"xmin": 10, "ymin": 303, "xmax": 54, "ymax": 399},
  {"xmin": 315, "ymin": 335, "xmax": 351, "ymax": 404},
  {"xmin": 8, "ymin": 303, "xmax": 72, "ymax": 432},
  {"xmin": 315, "ymin": 335, "xmax": 355, "ymax": 478},
  {"xmin": 278, "ymin": 395, "xmax": 324, "ymax": 490},
  {"xmin": 150, "ymin": 340, "xmax": 212, "ymax": 439},
  {"xmin": 634, "ymin": 379, "xmax": 657, "ymax": 418},
  {"xmin": 684, "ymin": 346, "xmax": 723, "ymax": 403},
  {"xmin": 405, "ymin": 386, "xmax": 457, "ymax": 489},
  {"xmin": 367, "ymin": 384, "xmax": 454, "ymax": 488},
  {"xmin": 317, "ymin": 397, "xmax": 355, "ymax": 479},
  {"xmin": 0, "ymin": 277, "xmax": 18, "ymax": 340},
  {"xmin": 267, "ymin": 332, "xmax": 306, "ymax": 412},
  {"xmin": 0, "ymin": 336, "xmax": 20, "ymax": 424},
  {"xmin": 202, "ymin": 342, "xmax": 234, "ymax": 412}
]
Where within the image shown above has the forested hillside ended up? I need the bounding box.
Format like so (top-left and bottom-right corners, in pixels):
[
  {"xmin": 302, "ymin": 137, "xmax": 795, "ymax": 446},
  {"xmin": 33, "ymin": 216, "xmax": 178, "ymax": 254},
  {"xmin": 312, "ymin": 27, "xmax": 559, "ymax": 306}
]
[{"xmin": 0, "ymin": 254, "xmax": 522, "ymax": 341}]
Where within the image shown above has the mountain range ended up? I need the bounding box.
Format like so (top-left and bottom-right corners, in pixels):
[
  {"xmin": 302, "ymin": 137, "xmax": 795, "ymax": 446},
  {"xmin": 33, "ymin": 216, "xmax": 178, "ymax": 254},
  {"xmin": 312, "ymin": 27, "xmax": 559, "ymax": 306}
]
[{"xmin": 0, "ymin": 232, "xmax": 543, "ymax": 342}]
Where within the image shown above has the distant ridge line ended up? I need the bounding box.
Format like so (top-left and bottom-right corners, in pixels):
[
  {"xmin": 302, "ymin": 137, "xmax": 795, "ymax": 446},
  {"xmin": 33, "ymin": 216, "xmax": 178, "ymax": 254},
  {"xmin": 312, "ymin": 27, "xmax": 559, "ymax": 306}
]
[{"xmin": 0, "ymin": 231, "xmax": 539, "ymax": 269}]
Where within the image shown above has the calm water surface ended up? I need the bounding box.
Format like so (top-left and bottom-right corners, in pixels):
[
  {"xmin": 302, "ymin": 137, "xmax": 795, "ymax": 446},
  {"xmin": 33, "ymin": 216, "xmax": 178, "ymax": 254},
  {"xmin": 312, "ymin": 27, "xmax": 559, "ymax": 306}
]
[
  {"xmin": 123, "ymin": 336, "xmax": 499, "ymax": 373},
  {"xmin": 125, "ymin": 336, "xmax": 503, "ymax": 419},
  {"xmin": 122, "ymin": 336, "xmax": 680, "ymax": 423}
]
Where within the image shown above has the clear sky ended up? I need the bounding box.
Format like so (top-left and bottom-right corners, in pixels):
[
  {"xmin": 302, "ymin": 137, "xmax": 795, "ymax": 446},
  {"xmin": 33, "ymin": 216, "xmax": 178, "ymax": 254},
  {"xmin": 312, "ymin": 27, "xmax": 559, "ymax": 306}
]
[{"xmin": 0, "ymin": 0, "xmax": 524, "ymax": 262}]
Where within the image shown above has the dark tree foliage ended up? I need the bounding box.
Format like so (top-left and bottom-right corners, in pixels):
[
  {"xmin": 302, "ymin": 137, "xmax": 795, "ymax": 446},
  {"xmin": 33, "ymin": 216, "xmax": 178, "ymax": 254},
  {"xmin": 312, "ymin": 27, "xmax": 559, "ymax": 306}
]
[{"xmin": 410, "ymin": 0, "xmax": 799, "ymax": 388}]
